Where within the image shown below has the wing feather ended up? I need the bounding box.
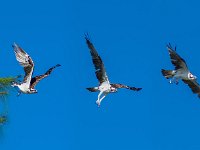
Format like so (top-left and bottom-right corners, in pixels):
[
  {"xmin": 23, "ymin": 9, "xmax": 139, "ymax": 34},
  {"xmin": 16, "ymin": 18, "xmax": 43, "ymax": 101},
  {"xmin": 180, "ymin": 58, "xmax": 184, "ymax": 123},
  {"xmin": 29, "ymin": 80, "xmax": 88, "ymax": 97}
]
[
  {"xmin": 85, "ymin": 34, "xmax": 109, "ymax": 84},
  {"xmin": 182, "ymin": 79, "xmax": 200, "ymax": 97},
  {"xmin": 111, "ymin": 83, "xmax": 142, "ymax": 91},
  {"xmin": 30, "ymin": 64, "xmax": 61, "ymax": 89},
  {"xmin": 12, "ymin": 43, "xmax": 34, "ymax": 84},
  {"xmin": 167, "ymin": 43, "xmax": 188, "ymax": 70}
]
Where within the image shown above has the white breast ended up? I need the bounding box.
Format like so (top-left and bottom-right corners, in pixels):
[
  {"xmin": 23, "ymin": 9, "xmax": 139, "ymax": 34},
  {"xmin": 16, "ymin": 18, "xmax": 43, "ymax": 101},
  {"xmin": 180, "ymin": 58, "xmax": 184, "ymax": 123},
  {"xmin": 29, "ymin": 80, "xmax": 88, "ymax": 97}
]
[
  {"xmin": 18, "ymin": 83, "xmax": 31, "ymax": 93},
  {"xmin": 99, "ymin": 81, "xmax": 111, "ymax": 92}
]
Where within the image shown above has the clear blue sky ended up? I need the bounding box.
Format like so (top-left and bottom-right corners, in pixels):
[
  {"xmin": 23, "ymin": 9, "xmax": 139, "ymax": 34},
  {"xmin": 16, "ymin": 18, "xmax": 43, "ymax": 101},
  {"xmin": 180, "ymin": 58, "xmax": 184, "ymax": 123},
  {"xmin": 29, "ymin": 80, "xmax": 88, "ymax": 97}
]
[{"xmin": 1, "ymin": 0, "xmax": 200, "ymax": 150}]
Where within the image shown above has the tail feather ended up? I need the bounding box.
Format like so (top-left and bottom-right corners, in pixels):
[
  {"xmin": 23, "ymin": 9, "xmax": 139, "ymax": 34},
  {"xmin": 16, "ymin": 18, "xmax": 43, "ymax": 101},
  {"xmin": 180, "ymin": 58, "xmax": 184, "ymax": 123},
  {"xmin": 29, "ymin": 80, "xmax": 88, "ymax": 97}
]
[
  {"xmin": 86, "ymin": 87, "xmax": 98, "ymax": 92},
  {"xmin": 161, "ymin": 69, "xmax": 174, "ymax": 79}
]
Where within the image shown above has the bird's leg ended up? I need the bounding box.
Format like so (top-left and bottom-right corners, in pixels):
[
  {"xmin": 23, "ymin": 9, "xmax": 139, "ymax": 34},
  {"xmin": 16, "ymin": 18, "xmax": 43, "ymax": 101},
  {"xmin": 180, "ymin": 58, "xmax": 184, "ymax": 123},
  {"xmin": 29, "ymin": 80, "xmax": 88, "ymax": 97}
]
[
  {"xmin": 17, "ymin": 91, "xmax": 21, "ymax": 97},
  {"xmin": 175, "ymin": 78, "xmax": 179, "ymax": 85},
  {"xmin": 98, "ymin": 93, "xmax": 108, "ymax": 106},
  {"xmin": 169, "ymin": 78, "xmax": 173, "ymax": 84},
  {"xmin": 96, "ymin": 91, "xmax": 103, "ymax": 107},
  {"xmin": 169, "ymin": 77, "xmax": 179, "ymax": 85},
  {"xmin": 169, "ymin": 77, "xmax": 175, "ymax": 84}
]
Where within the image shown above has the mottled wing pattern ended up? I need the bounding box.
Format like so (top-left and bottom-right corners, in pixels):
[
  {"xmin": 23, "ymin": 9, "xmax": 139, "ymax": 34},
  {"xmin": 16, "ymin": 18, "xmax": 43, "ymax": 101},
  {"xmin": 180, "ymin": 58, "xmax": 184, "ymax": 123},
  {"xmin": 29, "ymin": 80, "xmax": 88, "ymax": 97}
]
[
  {"xmin": 167, "ymin": 43, "xmax": 188, "ymax": 70},
  {"xmin": 182, "ymin": 79, "xmax": 200, "ymax": 97},
  {"xmin": 85, "ymin": 34, "xmax": 109, "ymax": 84},
  {"xmin": 111, "ymin": 83, "xmax": 142, "ymax": 91},
  {"xmin": 30, "ymin": 64, "xmax": 61, "ymax": 89},
  {"xmin": 12, "ymin": 43, "xmax": 34, "ymax": 84}
]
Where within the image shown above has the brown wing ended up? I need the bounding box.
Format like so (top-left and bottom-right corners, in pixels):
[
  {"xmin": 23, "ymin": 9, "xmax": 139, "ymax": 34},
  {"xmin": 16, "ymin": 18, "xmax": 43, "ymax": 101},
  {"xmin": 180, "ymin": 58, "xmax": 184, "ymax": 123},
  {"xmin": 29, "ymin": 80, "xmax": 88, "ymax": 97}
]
[
  {"xmin": 12, "ymin": 43, "xmax": 34, "ymax": 84},
  {"xmin": 182, "ymin": 79, "xmax": 200, "ymax": 97},
  {"xmin": 111, "ymin": 83, "xmax": 142, "ymax": 91},
  {"xmin": 167, "ymin": 43, "xmax": 188, "ymax": 71},
  {"xmin": 85, "ymin": 33, "xmax": 109, "ymax": 84},
  {"xmin": 30, "ymin": 64, "xmax": 61, "ymax": 89}
]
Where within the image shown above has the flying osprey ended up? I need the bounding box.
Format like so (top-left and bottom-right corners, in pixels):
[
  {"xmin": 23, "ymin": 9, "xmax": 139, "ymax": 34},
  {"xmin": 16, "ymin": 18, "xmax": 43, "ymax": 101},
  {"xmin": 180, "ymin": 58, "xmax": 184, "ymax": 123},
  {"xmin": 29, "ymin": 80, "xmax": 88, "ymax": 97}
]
[
  {"xmin": 85, "ymin": 34, "xmax": 142, "ymax": 107},
  {"xmin": 12, "ymin": 43, "xmax": 61, "ymax": 95},
  {"xmin": 161, "ymin": 43, "xmax": 200, "ymax": 97}
]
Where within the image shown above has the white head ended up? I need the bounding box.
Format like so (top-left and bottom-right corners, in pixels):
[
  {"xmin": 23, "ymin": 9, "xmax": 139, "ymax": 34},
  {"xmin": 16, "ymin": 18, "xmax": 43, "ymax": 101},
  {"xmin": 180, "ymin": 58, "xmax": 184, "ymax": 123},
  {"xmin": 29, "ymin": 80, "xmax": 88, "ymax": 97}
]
[
  {"xmin": 11, "ymin": 81, "xmax": 19, "ymax": 87},
  {"xmin": 188, "ymin": 73, "xmax": 197, "ymax": 80}
]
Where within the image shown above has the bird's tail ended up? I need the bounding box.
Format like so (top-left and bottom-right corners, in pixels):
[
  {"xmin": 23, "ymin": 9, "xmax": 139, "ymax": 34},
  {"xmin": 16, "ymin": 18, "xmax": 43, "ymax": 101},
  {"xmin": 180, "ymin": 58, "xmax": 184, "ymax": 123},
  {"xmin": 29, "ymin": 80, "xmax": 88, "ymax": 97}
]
[
  {"xmin": 86, "ymin": 87, "xmax": 98, "ymax": 92},
  {"xmin": 161, "ymin": 69, "xmax": 174, "ymax": 79}
]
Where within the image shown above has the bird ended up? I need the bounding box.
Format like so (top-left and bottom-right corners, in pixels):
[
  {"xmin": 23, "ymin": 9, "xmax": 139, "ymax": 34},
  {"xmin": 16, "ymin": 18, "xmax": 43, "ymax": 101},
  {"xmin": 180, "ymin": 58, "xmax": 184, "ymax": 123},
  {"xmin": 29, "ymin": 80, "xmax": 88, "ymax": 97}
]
[
  {"xmin": 85, "ymin": 34, "xmax": 142, "ymax": 107},
  {"xmin": 161, "ymin": 43, "xmax": 200, "ymax": 97},
  {"xmin": 11, "ymin": 43, "xmax": 61, "ymax": 96}
]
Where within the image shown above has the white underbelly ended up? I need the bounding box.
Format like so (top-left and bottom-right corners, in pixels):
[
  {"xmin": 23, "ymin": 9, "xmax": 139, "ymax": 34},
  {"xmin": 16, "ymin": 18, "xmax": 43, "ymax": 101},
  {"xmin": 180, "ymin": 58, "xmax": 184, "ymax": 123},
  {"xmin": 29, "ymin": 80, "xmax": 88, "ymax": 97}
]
[
  {"xmin": 175, "ymin": 70, "xmax": 189, "ymax": 79},
  {"xmin": 99, "ymin": 81, "xmax": 111, "ymax": 92},
  {"xmin": 18, "ymin": 83, "xmax": 30, "ymax": 93}
]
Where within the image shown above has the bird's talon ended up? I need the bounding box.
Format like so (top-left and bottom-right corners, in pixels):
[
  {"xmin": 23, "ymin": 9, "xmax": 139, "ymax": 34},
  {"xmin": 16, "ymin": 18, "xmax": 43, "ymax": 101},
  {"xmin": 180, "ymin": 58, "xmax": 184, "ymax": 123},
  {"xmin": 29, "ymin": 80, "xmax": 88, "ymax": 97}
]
[{"xmin": 96, "ymin": 101, "xmax": 100, "ymax": 107}]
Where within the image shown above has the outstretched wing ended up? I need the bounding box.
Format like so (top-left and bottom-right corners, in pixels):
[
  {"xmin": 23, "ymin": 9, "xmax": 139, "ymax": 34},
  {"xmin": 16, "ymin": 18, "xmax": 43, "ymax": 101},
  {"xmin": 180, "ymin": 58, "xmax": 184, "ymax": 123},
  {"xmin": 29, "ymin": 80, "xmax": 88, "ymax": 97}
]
[
  {"xmin": 182, "ymin": 79, "xmax": 200, "ymax": 98},
  {"xmin": 30, "ymin": 64, "xmax": 61, "ymax": 89},
  {"xmin": 111, "ymin": 83, "xmax": 142, "ymax": 91},
  {"xmin": 167, "ymin": 43, "xmax": 188, "ymax": 70},
  {"xmin": 12, "ymin": 43, "xmax": 34, "ymax": 84},
  {"xmin": 85, "ymin": 34, "xmax": 109, "ymax": 84}
]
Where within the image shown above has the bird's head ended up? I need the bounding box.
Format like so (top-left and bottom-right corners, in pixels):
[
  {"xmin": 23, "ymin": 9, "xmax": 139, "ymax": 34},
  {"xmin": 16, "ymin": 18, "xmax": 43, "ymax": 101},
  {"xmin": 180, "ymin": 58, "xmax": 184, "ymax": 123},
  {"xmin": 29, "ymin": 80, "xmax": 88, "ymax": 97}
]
[
  {"xmin": 189, "ymin": 73, "xmax": 197, "ymax": 80},
  {"xmin": 11, "ymin": 81, "xmax": 18, "ymax": 87}
]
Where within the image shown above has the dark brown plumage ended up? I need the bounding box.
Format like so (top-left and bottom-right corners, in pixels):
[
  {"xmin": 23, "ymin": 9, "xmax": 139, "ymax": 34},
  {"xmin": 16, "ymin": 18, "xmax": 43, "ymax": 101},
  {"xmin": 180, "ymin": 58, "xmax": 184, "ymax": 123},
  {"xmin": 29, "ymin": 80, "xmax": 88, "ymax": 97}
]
[
  {"xmin": 167, "ymin": 43, "xmax": 188, "ymax": 70},
  {"xmin": 30, "ymin": 64, "xmax": 61, "ymax": 89},
  {"xmin": 85, "ymin": 33, "xmax": 109, "ymax": 84},
  {"xmin": 110, "ymin": 83, "xmax": 142, "ymax": 91},
  {"xmin": 182, "ymin": 79, "xmax": 200, "ymax": 98}
]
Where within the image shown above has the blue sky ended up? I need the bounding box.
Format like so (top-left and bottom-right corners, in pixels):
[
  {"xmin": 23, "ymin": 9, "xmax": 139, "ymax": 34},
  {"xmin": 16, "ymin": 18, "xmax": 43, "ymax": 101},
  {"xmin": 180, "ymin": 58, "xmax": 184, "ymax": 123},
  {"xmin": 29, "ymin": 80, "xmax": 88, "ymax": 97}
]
[{"xmin": 1, "ymin": 0, "xmax": 200, "ymax": 150}]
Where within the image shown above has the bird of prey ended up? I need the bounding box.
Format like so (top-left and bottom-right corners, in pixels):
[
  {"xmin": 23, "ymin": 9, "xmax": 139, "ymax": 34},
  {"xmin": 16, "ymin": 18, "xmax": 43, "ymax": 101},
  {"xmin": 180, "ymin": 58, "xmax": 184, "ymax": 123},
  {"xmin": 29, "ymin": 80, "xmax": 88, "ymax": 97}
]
[
  {"xmin": 161, "ymin": 43, "xmax": 200, "ymax": 97},
  {"xmin": 85, "ymin": 34, "xmax": 142, "ymax": 107},
  {"xmin": 12, "ymin": 43, "xmax": 61, "ymax": 95}
]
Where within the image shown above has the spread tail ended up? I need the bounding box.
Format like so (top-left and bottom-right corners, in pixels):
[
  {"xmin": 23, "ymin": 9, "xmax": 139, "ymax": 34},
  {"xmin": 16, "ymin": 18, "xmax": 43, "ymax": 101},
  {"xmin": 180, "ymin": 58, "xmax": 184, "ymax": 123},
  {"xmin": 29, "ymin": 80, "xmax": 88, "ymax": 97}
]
[
  {"xmin": 161, "ymin": 69, "xmax": 174, "ymax": 79},
  {"xmin": 86, "ymin": 87, "xmax": 98, "ymax": 92}
]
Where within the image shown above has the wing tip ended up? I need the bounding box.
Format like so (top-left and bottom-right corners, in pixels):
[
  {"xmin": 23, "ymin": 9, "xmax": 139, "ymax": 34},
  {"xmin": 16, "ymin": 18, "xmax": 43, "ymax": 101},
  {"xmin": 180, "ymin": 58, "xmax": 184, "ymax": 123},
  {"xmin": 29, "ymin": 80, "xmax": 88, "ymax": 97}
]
[
  {"xmin": 86, "ymin": 87, "xmax": 98, "ymax": 92},
  {"xmin": 136, "ymin": 88, "xmax": 142, "ymax": 91},
  {"xmin": 84, "ymin": 32, "xmax": 90, "ymax": 40},
  {"xmin": 166, "ymin": 43, "xmax": 176, "ymax": 52},
  {"xmin": 84, "ymin": 33, "xmax": 94, "ymax": 46},
  {"xmin": 56, "ymin": 64, "xmax": 61, "ymax": 67},
  {"xmin": 130, "ymin": 87, "xmax": 142, "ymax": 91},
  {"xmin": 12, "ymin": 42, "xmax": 18, "ymax": 48}
]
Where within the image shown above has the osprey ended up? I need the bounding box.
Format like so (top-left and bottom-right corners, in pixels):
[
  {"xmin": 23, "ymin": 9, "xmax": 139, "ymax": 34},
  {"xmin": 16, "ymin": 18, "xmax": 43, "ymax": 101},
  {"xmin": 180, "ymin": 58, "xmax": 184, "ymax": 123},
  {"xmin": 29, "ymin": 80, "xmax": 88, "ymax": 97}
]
[
  {"xmin": 161, "ymin": 43, "xmax": 200, "ymax": 97},
  {"xmin": 85, "ymin": 34, "xmax": 142, "ymax": 107},
  {"xmin": 12, "ymin": 43, "xmax": 61, "ymax": 95}
]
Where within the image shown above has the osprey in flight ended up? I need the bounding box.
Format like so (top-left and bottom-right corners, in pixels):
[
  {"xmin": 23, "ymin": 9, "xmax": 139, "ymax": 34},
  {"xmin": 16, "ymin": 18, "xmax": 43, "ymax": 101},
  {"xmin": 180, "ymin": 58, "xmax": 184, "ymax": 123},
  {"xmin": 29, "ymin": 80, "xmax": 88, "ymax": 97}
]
[
  {"xmin": 161, "ymin": 43, "xmax": 200, "ymax": 97},
  {"xmin": 85, "ymin": 34, "xmax": 142, "ymax": 107},
  {"xmin": 12, "ymin": 43, "xmax": 61, "ymax": 95}
]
